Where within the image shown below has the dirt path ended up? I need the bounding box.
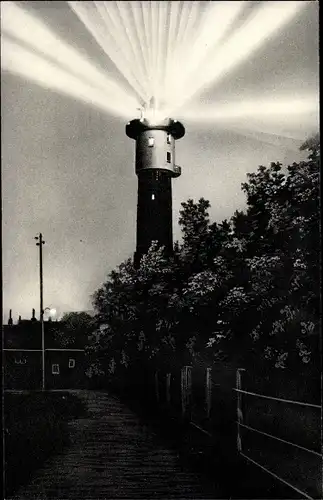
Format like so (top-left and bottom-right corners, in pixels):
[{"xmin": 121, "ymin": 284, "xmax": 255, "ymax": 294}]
[{"xmin": 11, "ymin": 391, "xmax": 221, "ymax": 499}]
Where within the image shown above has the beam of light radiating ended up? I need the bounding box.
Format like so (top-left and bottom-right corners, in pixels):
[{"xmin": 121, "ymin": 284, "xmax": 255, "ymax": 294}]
[
  {"xmin": 179, "ymin": 109, "xmax": 319, "ymax": 143},
  {"xmin": 165, "ymin": 1, "xmax": 183, "ymax": 94},
  {"xmin": 68, "ymin": 1, "xmax": 147, "ymax": 103},
  {"xmin": 166, "ymin": 1, "xmax": 201, "ymax": 99},
  {"xmin": 1, "ymin": 35, "xmax": 135, "ymax": 119},
  {"xmin": 179, "ymin": 96, "xmax": 319, "ymax": 142},
  {"xmin": 130, "ymin": 1, "xmax": 150, "ymax": 85},
  {"xmin": 163, "ymin": 2, "xmax": 175, "ymax": 105},
  {"xmin": 177, "ymin": 1, "xmax": 247, "ymax": 92},
  {"xmin": 117, "ymin": 1, "xmax": 150, "ymax": 96},
  {"xmin": 2, "ymin": 1, "xmax": 316, "ymax": 128},
  {"xmin": 176, "ymin": 2, "xmax": 192, "ymax": 51},
  {"xmin": 1, "ymin": 1, "xmax": 139, "ymax": 113},
  {"xmin": 222, "ymin": 125, "xmax": 306, "ymax": 151},
  {"xmin": 175, "ymin": 1, "xmax": 201, "ymax": 62},
  {"xmin": 168, "ymin": 1, "xmax": 309, "ymax": 116},
  {"xmin": 141, "ymin": 0, "xmax": 153, "ymax": 93},
  {"xmin": 180, "ymin": 97, "xmax": 319, "ymax": 123},
  {"xmin": 115, "ymin": 1, "xmax": 147, "ymax": 91},
  {"xmin": 96, "ymin": 1, "xmax": 148, "ymax": 100},
  {"xmin": 156, "ymin": 1, "xmax": 167, "ymax": 101},
  {"xmin": 165, "ymin": 0, "xmax": 194, "ymax": 100},
  {"xmin": 158, "ymin": 2, "xmax": 171, "ymax": 106},
  {"xmin": 150, "ymin": 0, "xmax": 158, "ymax": 101},
  {"xmin": 227, "ymin": 115, "xmax": 320, "ymax": 142}
]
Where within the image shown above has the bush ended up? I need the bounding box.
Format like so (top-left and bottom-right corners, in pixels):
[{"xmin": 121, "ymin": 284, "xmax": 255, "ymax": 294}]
[{"xmin": 4, "ymin": 391, "xmax": 87, "ymax": 497}]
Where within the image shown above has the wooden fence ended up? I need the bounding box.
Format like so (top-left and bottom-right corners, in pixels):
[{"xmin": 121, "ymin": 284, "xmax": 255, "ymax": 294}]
[{"xmin": 152, "ymin": 365, "xmax": 322, "ymax": 500}]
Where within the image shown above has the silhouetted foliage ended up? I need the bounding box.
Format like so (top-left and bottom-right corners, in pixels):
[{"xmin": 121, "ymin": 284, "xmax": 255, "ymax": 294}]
[
  {"xmin": 53, "ymin": 311, "xmax": 96, "ymax": 348},
  {"xmin": 90, "ymin": 134, "xmax": 320, "ymax": 379}
]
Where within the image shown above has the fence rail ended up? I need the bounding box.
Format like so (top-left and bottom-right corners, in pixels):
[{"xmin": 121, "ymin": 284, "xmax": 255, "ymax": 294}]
[
  {"xmin": 237, "ymin": 421, "xmax": 322, "ymax": 457},
  {"xmin": 4, "ymin": 348, "xmax": 85, "ymax": 352},
  {"xmin": 234, "ymin": 387, "xmax": 321, "ymax": 409},
  {"xmin": 240, "ymin": 451, "xmax": 314, "ymax": 500},
  {"xmin": 154, "ymin": 365, "xmax": 321, "ymax": 500},
  {"xmin": 190, "ymin": 421, "xmax": 212, "ymax": 437},
  {"xmin": 235, "ymin": 368, "xmax": 321, "ymax": 500}
]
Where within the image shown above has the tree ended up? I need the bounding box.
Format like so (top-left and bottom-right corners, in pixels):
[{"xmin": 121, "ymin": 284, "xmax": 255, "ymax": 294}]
[
  {"xmin": 178, "ymin": 198, "xmax": 211, "ymax": 271},
  {"xmin": 214, "ymin": 135, "xmax": 320, "ymax": 371},
  {"xmin": 91, "ymin": 243, "xmax": 180, "ymax": 375},
  {"xmin": 54, "ymin": 311, "xmax": 96, "ymax": 348},
  {"xmin": 300, "ymin": 132, "xmax": 320, "ymax": 158},
  {"xmin": 60, "ymin": 311, "xmax": 96, "ymax": 335},
  {"xmin": 89, "ymin": 133, "xmax": 320, "ymax": 378}
]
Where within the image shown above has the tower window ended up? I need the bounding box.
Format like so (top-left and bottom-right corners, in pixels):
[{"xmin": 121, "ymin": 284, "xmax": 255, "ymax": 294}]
[
  {"xmin": 167, "ymin": 134, "xmax": 171, "ymax": 145},
  {"xmin": 52, "ymin": 364, "xmax": 60, "ymax": 375},
  {"xmin": 167, "ymin": 152, "xmax": 171, "ymax": 163},
  {"xmin": 148, "ymin": 137, "xmax": 154, "ymax": 147},
  {"xmin": 151, "ymin": 194, "xmax": 155, "ymax": 200},
  {"xmin": 69, "ymin": 358, "xmax": 76, "ymax": 369}
]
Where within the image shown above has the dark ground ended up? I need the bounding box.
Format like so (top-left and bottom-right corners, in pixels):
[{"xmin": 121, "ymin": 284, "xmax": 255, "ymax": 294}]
[
  {"xmin": 3, "ymin": 388, "xmax": 320, "ymax": 499},
  {"xmin": 6, "ymin": 391, "xmax": 221, "ymax": 499},
  {"xmin": 3, "ymin": 391, "xmax": 87, "ymax": 497}
]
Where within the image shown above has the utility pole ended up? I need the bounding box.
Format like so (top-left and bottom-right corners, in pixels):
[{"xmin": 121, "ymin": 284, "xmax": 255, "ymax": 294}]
[{"xmin": 35, "ymin": 233, "xmax": 45, "ymax": 390}]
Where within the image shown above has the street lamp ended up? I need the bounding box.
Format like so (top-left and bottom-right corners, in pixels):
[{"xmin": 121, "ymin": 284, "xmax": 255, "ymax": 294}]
[
  {"xmin": 35, "ymin": 233, "xmax": 45, "ymax": 390},
  {"xmin": 44, "ymin": 307, "xmax": 57, "ymax": 321}
]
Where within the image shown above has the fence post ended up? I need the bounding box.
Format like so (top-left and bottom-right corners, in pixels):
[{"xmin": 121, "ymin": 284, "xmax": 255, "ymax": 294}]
[
  {"xmin": 236, "ymin": 368, "xmax": 246, "ymax": 453},
  {"xmin": 181, "ymin": 367, "xmax": 185, "ymax": 417},
  {"xmin": 155, "ymin": 370, "xmax": 160, "ymax": 404},
  {"xmin": 181, "ymin": 366, "xmax": 192, "ymax": 419},
  {"xmin": 166, "ymin": 373, "xmax": 171, "ymax": 405},
  {"xmin": 206, "ymin": 367, "xmax": 212, "ymax": 419}
]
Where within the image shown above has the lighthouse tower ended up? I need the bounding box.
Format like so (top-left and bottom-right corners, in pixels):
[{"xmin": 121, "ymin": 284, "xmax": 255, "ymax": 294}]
[{"xmin": 126, "ymin": 109, "xmax": 185, "ymax": 267}]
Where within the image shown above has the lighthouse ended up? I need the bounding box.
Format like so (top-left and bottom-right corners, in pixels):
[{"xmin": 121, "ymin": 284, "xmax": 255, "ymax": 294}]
[{"xmin": 126, "ymin": 110, "xmax": 185, "ymax": 267}]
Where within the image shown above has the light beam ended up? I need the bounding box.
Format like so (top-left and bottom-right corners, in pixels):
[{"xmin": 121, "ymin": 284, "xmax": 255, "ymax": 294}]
[
  {"xmin": 2, "ymin": 1, "xmax": 317, "ymax": 137},
  {"xmin": 130, "ymin": 1, "xmax": 150, "ymax": 85},
  {"xmin": 180, "ymin": 97, "xmax": 319, "ymax": 123},
  {"xmin": 178, "ymin": 2, "xmax": 247, "ymax": 91},
  {"xmin": 168, "ymin": 1, "xmax": 309, "ymax": 116},
  {"xmin": 1, "ymin": 35, "xmax": 135, "ymax": 119},
  {"xmin": 178, "ymin": 96, "xmax": 319, "ymax": 141},
  {"xmin": 68, "ymin": 1, "xmax": 146, "ymax": 103},
  {"xmin": 1, "ymin": 1, "xmax": 138, "ymax": 116}
]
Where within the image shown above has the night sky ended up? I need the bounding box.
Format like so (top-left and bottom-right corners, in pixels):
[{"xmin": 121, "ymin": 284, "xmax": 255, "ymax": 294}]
[{"xmin": 2, "ymin": 1, "xmax": 319, "ymax": 322}]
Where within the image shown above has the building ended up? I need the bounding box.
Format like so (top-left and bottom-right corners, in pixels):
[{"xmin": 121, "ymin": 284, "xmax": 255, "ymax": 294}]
[
  {"xmin": 126, "ymin": 115, "xmax": 185, "ymax": 266},
  {"xmin": 3, "ymin": 310, "xmax": 88, "ymax": 390}
]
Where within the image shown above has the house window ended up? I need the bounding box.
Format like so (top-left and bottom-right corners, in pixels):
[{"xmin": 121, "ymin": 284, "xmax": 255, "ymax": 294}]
[
  {"xmin": 52, "ymin": 364, "xmax": 60, "ymax": 375},
  {"xmin": 69, "ymin": 358, "xmax": 76, "ymax": 369},
  {"xmin": 148, "ymin": 137, "xmax": 154, "ymax": 147},
  {"xmin": 167, "ymin": 152, "xmax": 171, "ymax": 163},
  {"xmin": 14, "ymin": 357, "xmax": 27, "ymax": 365},
  {"xmin": 167, "ymin": 134, "xmax": 171, "ymax": 145}
]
